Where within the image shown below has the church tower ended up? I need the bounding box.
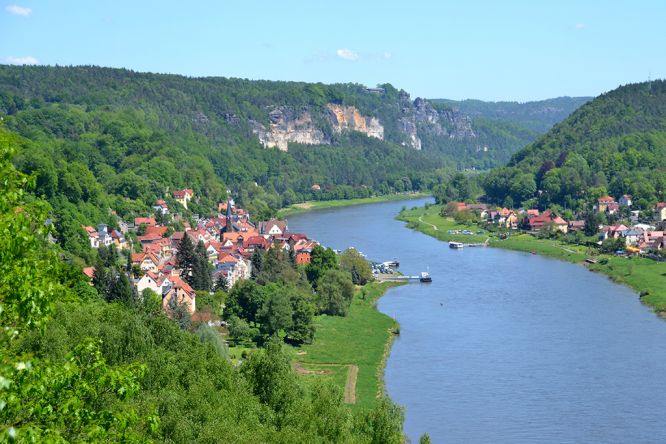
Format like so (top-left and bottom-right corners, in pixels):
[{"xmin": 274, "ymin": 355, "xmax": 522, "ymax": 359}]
[{"xmin": 220, "ymin": 198, "xmax": 234, "ymax": 240}]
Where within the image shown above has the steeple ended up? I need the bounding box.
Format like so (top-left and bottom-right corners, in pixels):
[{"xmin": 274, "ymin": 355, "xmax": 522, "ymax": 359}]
[
  {"xmin": 226, "ymin": 198, "xmax": 233, "ymax": 232},
  {"xmin": 220, "ymin": 197, "xmax": 234, "ymax": 241}
]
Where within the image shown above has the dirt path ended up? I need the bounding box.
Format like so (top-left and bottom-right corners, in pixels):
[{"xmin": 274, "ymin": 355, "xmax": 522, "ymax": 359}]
[
  {"xmin": 344, "ymin": 364, "xmax": 359, "ymax": 404},
  {"xmin": 419, "ymin": 215, "xmax": 438, "ymax": 231},
  {"xmin": 293, "ymin": 362, "xmax": 359, "ymax": 404}
]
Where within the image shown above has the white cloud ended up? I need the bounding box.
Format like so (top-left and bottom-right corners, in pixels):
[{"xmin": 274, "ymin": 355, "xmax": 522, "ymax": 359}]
[
  {"xmin": 6, "ymin": 56, "xmax": 39, "ymax": 65},
  {"xmin": 575, "ymin": 23, "xmax": 586, "ymax": 29},
  {"xmin": 6, "ymin": 4, "xmax": 32, "ymax": 17},
  {"xmin": 383, "ymin": 51, "xmax": 392, "ymax": 59},
  {"xmin": 336, "ymin": 48, "xmax": 360, "ymax": 61}
]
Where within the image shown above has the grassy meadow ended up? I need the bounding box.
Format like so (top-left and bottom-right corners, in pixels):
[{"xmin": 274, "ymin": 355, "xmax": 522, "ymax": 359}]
[
  {"xmin": 293, "ymin": 281, "xmax": 403, "ymax": 411},
  {"xmin": 277, "ymin": 192, "xmax": 429, "ymax": 218}
]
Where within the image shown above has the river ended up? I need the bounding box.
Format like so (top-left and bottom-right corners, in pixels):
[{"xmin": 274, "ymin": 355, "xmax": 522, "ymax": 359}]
[{"xmin": 288, "ymin": 197, "xmax": 666, "ymax": 443}]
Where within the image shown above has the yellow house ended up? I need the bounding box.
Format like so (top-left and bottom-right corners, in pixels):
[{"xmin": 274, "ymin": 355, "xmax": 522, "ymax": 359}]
[{"xmin": 173, "ymin": 188, "xmax": 194, "ymax": 209}]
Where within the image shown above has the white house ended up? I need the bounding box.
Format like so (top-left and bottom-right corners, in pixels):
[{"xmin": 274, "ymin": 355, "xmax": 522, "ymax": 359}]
[{"xmin": 619, "ymin": 194, "xmax": 632, "ymax": 207}]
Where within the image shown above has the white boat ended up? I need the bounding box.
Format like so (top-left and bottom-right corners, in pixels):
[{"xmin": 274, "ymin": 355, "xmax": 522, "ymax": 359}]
[
  {"xmin": 449, "ymin": 241, "xmax": 464, "ymax": 249},
  {"xmin": 419, "ymin": 271, "xmax": 432, "ymax": 283}
]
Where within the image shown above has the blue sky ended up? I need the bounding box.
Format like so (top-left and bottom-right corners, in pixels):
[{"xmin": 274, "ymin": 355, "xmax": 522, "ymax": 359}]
[{"xmin": 1, "ymin": 0, "xmax": 665, "ymax": 101}]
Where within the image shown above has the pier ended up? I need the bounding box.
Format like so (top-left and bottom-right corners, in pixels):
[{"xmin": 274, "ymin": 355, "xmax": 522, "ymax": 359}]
[{"xmin": 375, "ymin": 274, "xmax": 428, "ymax": 282}]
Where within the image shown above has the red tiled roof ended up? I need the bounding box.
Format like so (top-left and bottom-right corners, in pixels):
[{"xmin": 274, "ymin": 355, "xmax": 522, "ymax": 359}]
[
  {"xmin": 142, "ymin": 243, "xmax": 162, "ymax": 254},
  {"xmin": 243, "ymin": 235, "xmax": 271, "ymax": 249},
  {"xmin": 137, "ymin": 233, "xmax": 163, "ymax": 243},
  {"xmin": 170, "ymin": 275, "xmax": 195, "ymax": 295},
  {"xmin": 144, "ymin": 226, "xmax": 168, "ymax": 237},
  {"xmin": 82, "ymin": 225, "xmax": 97, "ymax": 235},
  {"xmin": 173, "ymin": 189, "xmax": 194, "ymax": 198},
  {"xmin": 134, "ymin": 217, "xmax": 157, "ymax": 227},
  {"xmin": 82, "ymin": 266, "xmax": 95, "ymax": 279}
]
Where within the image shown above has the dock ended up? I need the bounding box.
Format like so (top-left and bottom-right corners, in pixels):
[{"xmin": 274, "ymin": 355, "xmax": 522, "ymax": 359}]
[
  {"xmin": 375, "ymin": 274, "xmax": 427, "ymax": 282},
  {"xmin": 461, "ymin": 237, "xmax": 491, "ymax": 248}
]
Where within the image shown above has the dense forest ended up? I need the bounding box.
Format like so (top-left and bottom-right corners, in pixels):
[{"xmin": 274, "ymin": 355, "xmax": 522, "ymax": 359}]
[
  {"xmin": 479, "ymin": 80, "xmax": 666, "ymax": 211},
  {"xmin": 431, "ymin": 97, "xmax": 590, "ymax": 168}
]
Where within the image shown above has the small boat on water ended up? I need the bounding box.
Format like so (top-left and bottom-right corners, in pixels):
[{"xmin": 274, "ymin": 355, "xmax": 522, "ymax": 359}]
[
  {"xmin": 419, "ymin": 271, "xmax": 432, "ymax": 283},
  {"xmin": 449, "ymin": 241, "xmax": 464, "ymax": 249}
]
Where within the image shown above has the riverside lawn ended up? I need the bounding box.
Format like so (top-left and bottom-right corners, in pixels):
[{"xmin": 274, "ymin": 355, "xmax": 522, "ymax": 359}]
[
  {"xmin": 398, "ymin": 204, "xmax": 666, "ymax": 314},
  {"xmin": 277, "ymin": 193, "xmax": 428, "ymax": 218},
  {"xmin": 293, "ymin": 281, "xmax": 403, "ymax": 411}
]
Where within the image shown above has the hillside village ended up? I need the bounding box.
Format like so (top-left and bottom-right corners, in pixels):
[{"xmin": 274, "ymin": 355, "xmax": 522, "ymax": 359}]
[
  {"xmin": 450, "ymin": 194, "xmax": 666, "ymax": 254},
  {"xmin": 81, "ymin": 188, "xmax": 318, "ymax": 317}
]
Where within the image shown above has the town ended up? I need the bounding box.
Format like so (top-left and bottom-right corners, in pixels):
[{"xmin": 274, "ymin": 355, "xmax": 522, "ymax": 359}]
[
  {"xmin": 445, "ymin": 194, "xmax": 666, "ymax": 255},
  {"xmin": 81, "ymin": 188, "xmax": 319, "ymax": 317}
]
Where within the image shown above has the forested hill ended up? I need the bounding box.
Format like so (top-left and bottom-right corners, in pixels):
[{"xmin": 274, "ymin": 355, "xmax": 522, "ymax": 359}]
[
  {"xmin": 0, "ymin": 65, "xmax": 457, "ymax": 256},
  {"xmin": 430, "ymin": 97, "xmax": 590, "ymax": 167},
  {"xmin": 433, "ymin": 97, "xmax": 591, "ymax": 133},
  {"xmin": 482, "ymin": 80, "xmax": 666, "ymax": 210}
]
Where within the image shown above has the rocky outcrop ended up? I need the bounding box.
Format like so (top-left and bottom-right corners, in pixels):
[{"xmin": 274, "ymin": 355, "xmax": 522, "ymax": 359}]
[
  {"xmin": 250, "ymin": 107, "xmax": 329, "ymax": 151},
  {"xmin": 398, "ymin": 117, "xmax": 422, "ymax": 150},
  {"xmin": 250, "ymin": 104, "xmax": 384, "ymax": 151},
  {"xmin": 248, "ymin": 97, "xmax": 475, "ymax": 151},
  {"xmin": 436, "ymin": 108, "xmax": 476, "ymax": 140},
  {"xmin": 326, "ymin": 104, "xmax": 384, "ymax": 140},
  {"xmin": 402, "ymin": 96, "xmax": 476, "ymax": 147}
]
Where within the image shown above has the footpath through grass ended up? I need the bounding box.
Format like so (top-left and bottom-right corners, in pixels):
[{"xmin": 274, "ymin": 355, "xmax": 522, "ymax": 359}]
[
  {"xmin": 277, "ymin": 192, "xmax": 429, "ymax": 218},
  {"xmin": 399, "ymin": 204, "xmax": 666, "ymax": 314},
  {"xmin": 397, "ymin": 204, "xmax": 488, "ymax": 243},
  {"xmin": 294, "ymin": 281, "xmax": 402, "ymax": 411}
]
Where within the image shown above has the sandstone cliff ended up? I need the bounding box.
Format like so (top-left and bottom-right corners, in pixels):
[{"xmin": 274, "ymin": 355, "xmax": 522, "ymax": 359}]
[
  {"xmin": 326, "ymin": 104, "xmax": 384, "ymax": 140},
  {"xmin": 249, "ymin": 96, "xmax": 477, "ymax": 151}
]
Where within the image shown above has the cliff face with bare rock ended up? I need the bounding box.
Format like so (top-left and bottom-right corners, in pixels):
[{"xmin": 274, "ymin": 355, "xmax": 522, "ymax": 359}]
[
  {"xmin": 247, "ymin": 96, "xmax": 479, "ymax": 152},
  {"xmin": 249, "ymin": 107, "xmax": 329, "ymax": 151},
  {"xmin": 249, "ymin": 104, "xmax": 386, "ymax": 151},
  {"xmin": 326, "ymin": 103, "xmax": 384, "ymax": 140}
]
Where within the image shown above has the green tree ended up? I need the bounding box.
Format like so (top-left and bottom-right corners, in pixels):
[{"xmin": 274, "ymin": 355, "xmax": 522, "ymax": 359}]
[
  {"xmin": 420, "ymin": 432, "xmax": 432, "ymax": 444},
  {"xmin": 305, "ymin": 245, "xmax": 338, "ymax": 287},
  {"xmin": 0, "ymin": 128, "xmax": 154, "ymax": 442},
  {"xmin": 240, "ymin": 337, "xmax": 302, "ymax": 424},
  {"xmin": 251, "ymin": 249, "xmax": 264, "ymax": 279},
  {"xmin": 225, "ymin": 279, "xmax": 265, "ymax": 323},
  {"xmin": 339, "ymin": 248, "xmax": 373, "ymax": 285},
  {"xmin": 227, "ymin": 314, "xmax": 258, "ymax": 343},
  {"xmin": 288, "ymin": 290, "xmax": 316, "ymax": 344},
  {"xmin": 176, "ymin": 234, "xmax": 195, "ymax": 284},
  {"xmin": 584, "ymin": 212, "xmax": 601, "ymax": 236},
  {"xmin": 106, "ymin": 270, "xmax": 135, "ymax": 303},
  {"xmin": 363, "ymin": 396, "xmax": 405, "ymax": 444},
  {"xmin": 191, "ymin": 240, "xmax": 212, "ymax": 291},
  {"xmin": 316, "ymin": 269, "xmax": 354, "ymax": 316},
  {"xmin": 258, "ymin": 285, "xmax": 293, "ymax": 337}
]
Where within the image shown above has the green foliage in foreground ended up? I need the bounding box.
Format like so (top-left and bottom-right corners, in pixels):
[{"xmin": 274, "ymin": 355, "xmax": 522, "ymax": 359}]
[{"xmin": 0, "ymin": 127, "xmax": 405, "ymax": 443}]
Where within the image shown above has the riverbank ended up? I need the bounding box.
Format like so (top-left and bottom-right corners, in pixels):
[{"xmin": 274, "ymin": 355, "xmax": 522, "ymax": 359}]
[
  {"xmin": 277, "ymin": 192, "xmax": 429, "ymax": 218},
  {"xmin": 398, "ymin": 204, "xmax": 666, "ymax": 314},
  {"xmin": 293, "ymin": 281, "xmax": 403, "ymax": 411}
]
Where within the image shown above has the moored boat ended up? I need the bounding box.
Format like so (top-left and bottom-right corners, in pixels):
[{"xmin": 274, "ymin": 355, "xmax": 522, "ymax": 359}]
[
  {"xmin": 449, "ymin": 241, "xmax": 464, "ymax": 249},
  {"xmin": 419, "ymin": 271, "xmax": 432, "ymax": 283}
]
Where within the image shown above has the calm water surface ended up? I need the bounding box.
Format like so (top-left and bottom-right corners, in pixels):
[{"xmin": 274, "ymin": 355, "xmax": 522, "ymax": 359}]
[{"xmin": 289, "ymin": 198, "xmax": 666, "ymax": 444}]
